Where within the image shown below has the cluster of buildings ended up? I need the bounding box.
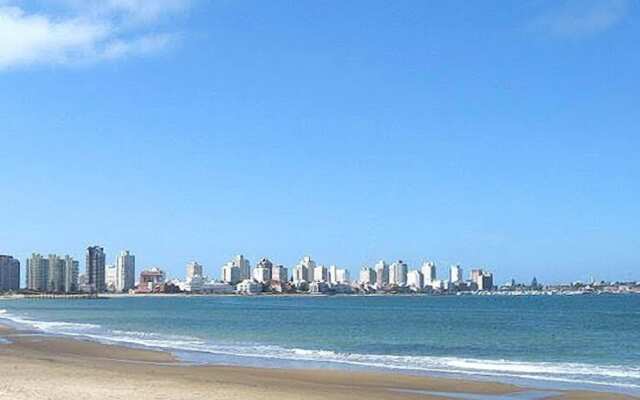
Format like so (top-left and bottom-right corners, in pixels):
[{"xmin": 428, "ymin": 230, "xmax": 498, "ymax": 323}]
[
  {"xmin": 2, "ymin": 249, "xmax": 638, "ymax": 296},
  {"xmin": 0, "ymin": 249, "xmax": 495, "ymax": 296},
  {"xmin": 213, "ymin": 255, "xmax": 494, "ymax": 295}
]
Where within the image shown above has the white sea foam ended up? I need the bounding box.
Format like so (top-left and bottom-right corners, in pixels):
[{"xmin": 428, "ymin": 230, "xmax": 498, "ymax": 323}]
[{"xmin": 1, "ymin": 310, "xmax": 638, "ymax": 392}]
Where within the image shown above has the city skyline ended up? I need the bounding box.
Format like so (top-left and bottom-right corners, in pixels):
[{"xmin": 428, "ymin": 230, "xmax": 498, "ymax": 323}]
[
  {"xmin": 1, "ymin": 1, "xmax": 639, "ymax": 283},
  {"xmin": 0, "ymin": 246, "xmax": 634, "ymax": 289}
]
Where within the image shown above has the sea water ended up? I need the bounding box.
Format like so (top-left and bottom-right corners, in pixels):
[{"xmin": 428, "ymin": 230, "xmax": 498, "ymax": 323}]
[{"xmin": 1, "ymin": 295, "xmax": 638, "ymax": 394}]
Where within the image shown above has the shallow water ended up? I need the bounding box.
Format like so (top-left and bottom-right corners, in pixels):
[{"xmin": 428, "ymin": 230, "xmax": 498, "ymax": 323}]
[{"xmin": 1, "ymin": 295, "xmax": 638, "ymax": 394}]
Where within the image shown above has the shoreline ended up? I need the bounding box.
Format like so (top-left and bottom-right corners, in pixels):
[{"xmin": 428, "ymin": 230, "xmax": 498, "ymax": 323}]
[{"xmin": 0, "ymin": 323, "xmax": 637, "ymax": 400}]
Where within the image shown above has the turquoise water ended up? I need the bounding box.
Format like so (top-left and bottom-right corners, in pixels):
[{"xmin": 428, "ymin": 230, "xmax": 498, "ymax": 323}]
[{"xmin": 1, "ymin": 295, "xmax": 639, "ymax": 394}]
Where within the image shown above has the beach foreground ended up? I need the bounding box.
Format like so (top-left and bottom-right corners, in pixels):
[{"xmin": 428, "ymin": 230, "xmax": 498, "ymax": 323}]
[{"xmin": 0, "ymin": 325, "xmax": 634, "ymax": 400}]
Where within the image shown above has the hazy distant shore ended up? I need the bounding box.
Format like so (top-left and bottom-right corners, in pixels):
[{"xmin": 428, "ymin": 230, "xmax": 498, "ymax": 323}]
[{"xmin": 0, "ymin": 323, "xmax": 636, "ymax": 400}]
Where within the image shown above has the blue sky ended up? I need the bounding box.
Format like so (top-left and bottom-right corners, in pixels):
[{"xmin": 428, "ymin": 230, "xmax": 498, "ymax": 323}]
[{"xmin": 1, "ymin": 0, "xmax": 638, "ymax": 283}]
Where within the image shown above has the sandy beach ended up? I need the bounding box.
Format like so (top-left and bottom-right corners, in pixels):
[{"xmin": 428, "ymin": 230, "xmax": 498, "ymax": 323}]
[{"xmin": 0, "ymin": 324, "xmax": 635, "ymax": 400}]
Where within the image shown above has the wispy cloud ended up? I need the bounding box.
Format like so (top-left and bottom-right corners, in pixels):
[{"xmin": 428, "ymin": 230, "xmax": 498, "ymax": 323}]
[
  {"xmin": 529, "ymin": 0, "xmax": 630, "ymax": 38},
  {"xmin": 0, "ymin": 0, "xmax": 190, "ymax": 69}
]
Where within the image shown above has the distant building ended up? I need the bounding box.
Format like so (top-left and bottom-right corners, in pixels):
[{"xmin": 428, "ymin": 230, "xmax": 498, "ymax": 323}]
[
  {"xmin": 138, "ymin": 267, "xmax": 166, "ymax": 292},
  {"xmin": 359, "ymin": 266, "xmax": 376, "ymax": 285},
  {"xmin": 328, "ymin": 265, "xmax": 349, "ymax": 284},
  {"xmin": 105, "ymin": 264, "xmax": 117, "ymax": 292},
  {"xmin": 202, "ymin": 281, "xmax": 235, "ymax": 294},
  {"xmin": 63, "ymin": 256, "xmax": 79, "ymax": 293},
  {"xmin": 271, "ymin": 265, "xmax": 288, "ymax": 282},
  {"xmin": 430, "ymin": 279, "xmax": 447, "ymax": 290},
  {"xmin": 374, "ymin": 260, "xmax": 389, "ymax": 287},
  {"xmin": 0, "ymin": 255, "xmax": 20, "ymax": 291},
  {"xmin": 236, "ymin": 279, "xmax": 262, "ymax": 294},
  {"xmin": 221, "ymin": 262, "xmax": 241, "ymax": 284},
  {"xmin": 48, "ymin": 254, "xmax": 66, "ymax": 292},
  {"xmin": 421, "ymin": 261, "xmax": 436, "ymax": 286},
  {"xmin": 334, "ymin": 268, "xmax": 350, "ymax": 284},
  {"xmin": 221, "ymin": 255, "xmax": 250, "ymax": 284},
  {"xmin": 86, "ymin": 246, "xmax": 106, "ymax": 292},
  {"xmin": 27, "ymin": 253, "xmax": 49, "ymax": 291},
  {"xmin": 235, "ymin": 255, "xmax": 251, "ymax": 281},
  {"xmin": 389, "ymin": 260, "xmax": 408, "ymax": 286},
  {"xmin": 309, "ymin": 281, "xmax": 330, "ymax": 294},
  {"xmin": 479, "ymin": 272, "xmax": 494, "ymax": 291},
  {"xmin": 471, "ymin": 268, "xmax": 494, "ymax": 291},
  {"xmin": 253, "ymin": 258, "xmax": 273, "ymax": 283},
  {"xmin": 26, "ymin": 253, "xmax": 77, "ymax": 293},
  {"xmin": 450, "ymin": 265, "xmax": 463, "ymax": 284},
  {"xmin": 115, "ymin": 250, "xmax": 135, "ymax": 292},
  {"xmin": 186, "ymin": 261, "xmax": 203, "ymax": 281},
  {"xmin": 313, "ymin": 265, "xmax": 328, "ymax": 282},
  {"xmin": 407, "ymin": 270, "xmax": 423, "ymax": 289},
  {"xmin": 292, "ymin": 256, "xmax": 316, "ymax": 283}
]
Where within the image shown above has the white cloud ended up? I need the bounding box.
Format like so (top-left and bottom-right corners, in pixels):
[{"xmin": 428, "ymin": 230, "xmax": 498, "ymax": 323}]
[
  {"xmin": 61, "ymin": 0, "xmax": 191, "ymax": 23},
  {"xmin": 0, "ymin": 0, "xmax": 190, "ymax": 69},
  {"xmin": 530, "ymin": 0, "xmax": 630, "ymax": 38},
  {"xmin": 100, "ymin": 32, "xmax": 178, "ymax": 60}
]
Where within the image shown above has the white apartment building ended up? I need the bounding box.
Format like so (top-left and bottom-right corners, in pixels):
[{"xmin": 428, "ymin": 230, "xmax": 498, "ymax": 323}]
[
  {"xmin": 236, "ymin": 279, "xmax": 262, "ymax": 294},
  {"xmin": 271, "ymin": 265, "xmax": 288, "ymax": 282},
  {"xmin": 292, "ymin": 256, "xmax": 316, "ymax": 283},
  {"xmin": 328, "ymin": 265, "xmax": 350, "ymax": 284},
  {"xmin": 374, "ymin": 260, "xmax": 389, "ymax": 287},
  {"xmin": 407, "ymin": 270, "xmax": 424, "ymax": 289},
  {"xmin": 389, "ymin": 260, "xmax": 408, "ymax": 286},
  {"xmin": 221, "ymin": 262, "xmax": 241, "ymax": 284},
  {"xmin": 253, "ymin": 258, "xmax": 273, "ymax": 283},
  {"xmin": 115, "ymin": 250, "xmax": 135, "ymax": 292},
  {"xmin": 63, "ymin": 256, "xmax": 79, "ymax": 293},
  {"xmin": 186, "ymin": 261, "xmax": 203, "ymax": 281},
  {"xmin": 359, "ymin": 266, "xmax": 376, "ymax": 285},
  {"xmin": 334, "ymin": 268, "xmax": 350, "ymax": 284},
  {"xmin": 313, "ymin": 265, "xmax": 328, "ymax": 282},
  {"xmin": 105, "ymin": 264, "xmax": 117, "ymax": 291},
  {"xmin": 233, "ymin": 255, "xmax": 251, "ymax": 281},
  {"xmin": 450, "ymin": 264, "xmax": 463, "ymax": 283},
  {"xmin": 421, "ymin": 261, "xmax": 437, "ymax": 286}
]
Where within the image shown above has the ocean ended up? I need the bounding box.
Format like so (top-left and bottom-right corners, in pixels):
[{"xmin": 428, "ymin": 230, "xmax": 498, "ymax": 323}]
[{"xmin": 1, "ymin": 295, "xmax": 638, "ymax": 394}]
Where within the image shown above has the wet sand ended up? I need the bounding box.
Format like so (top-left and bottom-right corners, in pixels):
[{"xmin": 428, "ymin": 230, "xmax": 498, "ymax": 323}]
[{"xmin": 0, "ymin": 325, "xmax": 635, "ymax": 400}]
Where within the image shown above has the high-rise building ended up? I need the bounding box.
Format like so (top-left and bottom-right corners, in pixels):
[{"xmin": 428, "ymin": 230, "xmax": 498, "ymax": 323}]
[
  {"xmin": 63, "ymin": 256, "xmax": 79, "ymax": 293},
  {"xmin": 374, "ymin": 260, "xmax": 389, "ymax": 287},
  {"xmin": 86, "ymin": 246, "xmax": 106, "ymax": 292},
  {"xmin": 313, "ymin": 265, "xmax": 328, "ymax": 282},
  {"xmin": 449, "ymin": 264, "xmax": 463, "ymax": 283},
  {"xmin": 221, "ymin": 255, "xmax": 250, "ymax": 284},
  {"xmin": 335, "ymin": 268, "xmax": 350, "ymax": 284},
  {"xmin": 47, "ymin": 254, "xmax": 66, "ymax": 292},
  {"xmin": 116, "ymin": 250, "xmax": 135, "ymax": 292},
  {"xmin": 0, "ymin": 255, "xmax": 20, "ymax": 291},
  {"xmin": 186, "ymin": 261, "xmax": 203, "ymax": 281},
  {"xmin": 389, "ymin": 260, "xmax": 408, "ymax": 286},
  {"xmin": 328, "ymin": 265, "xmax": 338, "ymax": 284},
  {"xmin": 292, "ymin": 256, "xmax": 316, "ymax": 283},
  {"xmin": 253, "ymin": 258, "xmax": 273, "ymax": 283},
  {"xmin": 421, "ymin": 261, "xmax": 437, "ymax": 285},
  {"xmin": 234, "ymin": 255, "xmax": 251, "ymax": 281},
  {"xmin": 407, "ymin": 270, "xmax": 424, "ymax": 289},
  {"xmin": 221, "ymin": 263, "xmax": 241, "ymax": 284},
  {"xmin": 471, "ymin": 269, "xmax": 493, "ymax": 291},
  {"xmin": 359, "ymin": 266, "xmax": 376, "ymax": 285},
  {"xmin": 471, "ymin": 269, "xmax": 483, "ymax": 284},
  {"xmin": 27, "ymin": 253, "xmax": 49, "ymax": 291},
  {"xmin": 271, "ymin": 265, "xmax": 288, "ymax": 282},
  {"xmin": 105, "ymin": 264, "xmax": 117, "ymax": 291}
]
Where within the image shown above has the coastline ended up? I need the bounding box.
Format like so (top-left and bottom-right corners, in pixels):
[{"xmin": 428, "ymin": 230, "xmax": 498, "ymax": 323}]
[{"xmin": 0, "ymin": 323, "xmax": 636, "ymax": 400}]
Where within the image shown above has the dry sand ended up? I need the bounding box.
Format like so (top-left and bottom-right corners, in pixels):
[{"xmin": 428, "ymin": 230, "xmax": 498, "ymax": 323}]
[{"xmin": 0, "ymin": 325, "xmax": 635, "ymax": 400}]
